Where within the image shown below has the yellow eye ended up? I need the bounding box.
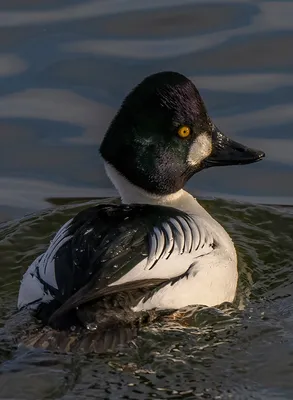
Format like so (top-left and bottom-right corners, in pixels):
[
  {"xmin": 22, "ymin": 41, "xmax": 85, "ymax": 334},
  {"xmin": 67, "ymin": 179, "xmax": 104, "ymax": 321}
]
[{"xmin": 178, "ymin": 126, "xmax": 191, "ymax": 138}]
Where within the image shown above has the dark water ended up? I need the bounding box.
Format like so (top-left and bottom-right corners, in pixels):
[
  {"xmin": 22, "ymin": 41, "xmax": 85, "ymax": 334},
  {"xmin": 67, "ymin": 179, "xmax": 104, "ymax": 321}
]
[{"xmin": 0, "ymin": 1, "xmax": 293, "ymax": 398}]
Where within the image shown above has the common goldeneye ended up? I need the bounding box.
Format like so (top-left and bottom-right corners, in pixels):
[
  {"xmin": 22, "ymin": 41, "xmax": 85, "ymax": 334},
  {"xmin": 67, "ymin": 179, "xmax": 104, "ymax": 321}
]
[{"xmin": 18, "ymin": 71, "xmax": 265, "ymax": 352}]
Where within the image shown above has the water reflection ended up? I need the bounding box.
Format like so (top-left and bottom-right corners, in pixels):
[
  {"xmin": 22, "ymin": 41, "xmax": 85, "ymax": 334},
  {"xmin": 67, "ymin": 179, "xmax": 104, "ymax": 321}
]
[
  {"xmin": 0, "ymin": 89, "xmax": 113, "ymax": 130},
  {"xmin": 2, "ymin": 198, "xmax": 293, "ymax": 398},
  {"xmin": 0, "ymin": 53, "xmax": 27, "ymax": 76},
  {"xmin": 0, "ymin": 0, "xmax": 245, "ymax": 27},
  {"xmin": 193, "ymin": 73, "xmax": 293, "ymax": 93},
  {"xmin": 0, "ymin": 0, "xmax": 292, "ymax": 212},
  {"xmin": 0, "ymin": 1, "xmax": 292, "ymax": 32},
  {"xmin": 0, "ymin": 177, "xmax": 113, "ymax": 209},
  {"xmin": 1, "ymin": 1, "xmax": 293, "ymax": 398}
]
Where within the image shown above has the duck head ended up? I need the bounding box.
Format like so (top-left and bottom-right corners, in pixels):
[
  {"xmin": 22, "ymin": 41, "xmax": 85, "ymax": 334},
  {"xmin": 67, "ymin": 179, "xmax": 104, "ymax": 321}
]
[{"xmin": 100, "ymin": 71, "xmax": 265, "ymax": 195}]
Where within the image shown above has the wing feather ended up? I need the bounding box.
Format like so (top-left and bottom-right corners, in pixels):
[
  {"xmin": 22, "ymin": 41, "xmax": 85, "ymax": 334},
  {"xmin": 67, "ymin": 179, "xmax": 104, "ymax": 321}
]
[
  {"xmin": 153, "ymin": 227, "xmax": 165, "ymax": 262},
  {"xmin": 169, "ymin": 217, "xmax": 185, "ymax": 254},
  {"xmin": 147, "ymin": 230, "xmax": 158, "ymax": 269},
  {"xmin": 20, "ymin": 204, "xmax": 216, "ymax": 328}
]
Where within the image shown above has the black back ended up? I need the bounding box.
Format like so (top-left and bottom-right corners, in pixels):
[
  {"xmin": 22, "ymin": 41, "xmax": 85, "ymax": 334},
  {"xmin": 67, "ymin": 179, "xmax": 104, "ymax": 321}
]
[{"xmin": 37, "ymin": 203, "xmax": 192, "ymax": 329}]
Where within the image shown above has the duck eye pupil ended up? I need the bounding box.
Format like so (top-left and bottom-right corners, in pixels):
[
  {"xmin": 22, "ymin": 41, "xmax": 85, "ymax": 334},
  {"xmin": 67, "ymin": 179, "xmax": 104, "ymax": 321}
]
[{"xmin": 178, "ymin": 126, "xmax": 190, "ymax": 138}]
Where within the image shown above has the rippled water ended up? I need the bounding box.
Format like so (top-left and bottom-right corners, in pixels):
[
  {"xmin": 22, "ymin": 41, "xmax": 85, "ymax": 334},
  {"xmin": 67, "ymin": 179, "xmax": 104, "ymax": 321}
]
[
  {"xmin": 1, "ymin": 0, "xmax": 293, "ymax": 398},
  {"xmin": 1, "ymin": 199, "xmax": 293, "ymax": 399}
]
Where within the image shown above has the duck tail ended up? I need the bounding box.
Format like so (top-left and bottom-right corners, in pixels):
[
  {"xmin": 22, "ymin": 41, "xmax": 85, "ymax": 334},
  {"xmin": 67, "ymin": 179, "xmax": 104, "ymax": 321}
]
[{"xmin": 20, "ymin": 323, "xmax": 139, "ymax": 354}]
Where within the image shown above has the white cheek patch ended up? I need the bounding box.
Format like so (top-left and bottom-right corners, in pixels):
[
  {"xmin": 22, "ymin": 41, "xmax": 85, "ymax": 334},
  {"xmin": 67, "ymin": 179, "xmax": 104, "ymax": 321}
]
[{"xmin": 187, "ymin": 133, "xmax": 212, "ymax": 166}]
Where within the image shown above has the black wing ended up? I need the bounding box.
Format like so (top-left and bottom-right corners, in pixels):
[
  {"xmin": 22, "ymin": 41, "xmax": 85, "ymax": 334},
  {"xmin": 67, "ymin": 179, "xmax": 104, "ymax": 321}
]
[{"xmin": 37, "ymin": 203, "xmax": 214, "ymax": 328}]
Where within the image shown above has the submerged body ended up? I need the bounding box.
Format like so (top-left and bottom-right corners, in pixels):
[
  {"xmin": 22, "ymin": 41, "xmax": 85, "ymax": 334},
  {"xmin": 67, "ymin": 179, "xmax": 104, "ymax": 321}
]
[{"xmin": 17, "ymin": 71, "xmax": 264, "ymax": 352}]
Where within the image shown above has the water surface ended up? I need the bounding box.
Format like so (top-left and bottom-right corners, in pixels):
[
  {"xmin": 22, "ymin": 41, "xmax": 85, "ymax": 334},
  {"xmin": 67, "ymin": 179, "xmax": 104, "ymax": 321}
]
[{"xmin": 0, "ymin": 1, "xmax": 293, "ymax": 398}]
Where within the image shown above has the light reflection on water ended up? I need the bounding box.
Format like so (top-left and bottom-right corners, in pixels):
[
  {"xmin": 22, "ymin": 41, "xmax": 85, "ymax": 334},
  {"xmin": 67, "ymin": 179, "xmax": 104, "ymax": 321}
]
[
  {"xmin": 1, "ymin": 198, "xmax": 293, "ymax": 399},
  {"xmin": 0, "ymin": 0, "xmax": 293, "ymax": 398}
]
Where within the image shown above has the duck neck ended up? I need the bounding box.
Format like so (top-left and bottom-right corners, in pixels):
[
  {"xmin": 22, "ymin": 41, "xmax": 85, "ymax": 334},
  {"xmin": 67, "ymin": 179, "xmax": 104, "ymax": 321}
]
[{"xmin": 104, "ymin": 162, "xmax": 202, "ymax": 214}]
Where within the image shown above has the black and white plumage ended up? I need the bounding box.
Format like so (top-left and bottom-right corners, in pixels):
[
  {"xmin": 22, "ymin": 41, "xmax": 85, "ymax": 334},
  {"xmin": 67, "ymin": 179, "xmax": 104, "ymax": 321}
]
[
  {"xmin": 18, "ymin": 204, "xmax": 214, "ymax": 328},
  {"xmin": 17, "ymin": 71, "xmax": 265, "ymax": 352}
]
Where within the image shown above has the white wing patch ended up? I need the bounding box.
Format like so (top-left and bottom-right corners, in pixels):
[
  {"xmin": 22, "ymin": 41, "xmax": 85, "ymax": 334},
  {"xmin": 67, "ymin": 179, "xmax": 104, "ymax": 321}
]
[
  {"xmin": 17, "ymin": 219, "xmax": 73, "ymax": 310},
  {"xmin": 109, "ymin": 215, "xmax": 215, "ymax": 287}
]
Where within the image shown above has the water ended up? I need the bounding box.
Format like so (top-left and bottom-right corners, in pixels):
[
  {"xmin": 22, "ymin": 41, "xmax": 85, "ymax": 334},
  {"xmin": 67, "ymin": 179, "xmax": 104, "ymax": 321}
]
[{"xmin": 0, "ymin": 0, "xmax": 293, "ymax": 398}]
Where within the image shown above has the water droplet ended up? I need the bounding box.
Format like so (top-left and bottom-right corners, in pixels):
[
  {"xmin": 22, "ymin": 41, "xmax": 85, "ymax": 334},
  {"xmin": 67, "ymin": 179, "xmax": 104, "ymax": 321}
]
[{"xmin": 86, "ymin": 322, "xmax": 97, "ymax": 331}]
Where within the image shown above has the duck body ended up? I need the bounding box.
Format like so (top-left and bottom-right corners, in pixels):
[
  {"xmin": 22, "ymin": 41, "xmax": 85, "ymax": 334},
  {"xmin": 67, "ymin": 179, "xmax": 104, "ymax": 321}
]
[
  {"xmin": 18, "ymin": 188, "xmax": 237, "ymax": 329},
  {"xmin": 17, "ymin": 71, "xmax": 264, "ymax": 349}
]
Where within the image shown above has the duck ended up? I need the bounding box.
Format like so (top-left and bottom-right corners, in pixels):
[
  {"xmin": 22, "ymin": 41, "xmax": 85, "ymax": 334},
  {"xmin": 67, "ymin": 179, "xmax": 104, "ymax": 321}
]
[{"xmin": 17, "ymin": 71, "xmax": 265, "ymax": 352}]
